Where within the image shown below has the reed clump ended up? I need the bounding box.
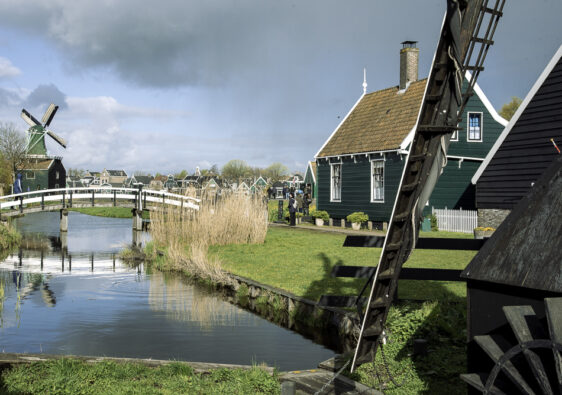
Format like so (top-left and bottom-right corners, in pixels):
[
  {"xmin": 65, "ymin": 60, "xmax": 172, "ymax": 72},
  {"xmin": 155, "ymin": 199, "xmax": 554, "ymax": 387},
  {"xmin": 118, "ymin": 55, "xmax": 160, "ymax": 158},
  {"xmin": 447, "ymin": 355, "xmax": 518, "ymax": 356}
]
[{"xmin": 150, "ymin": 191, "xmax": 267, "ymax": 284}]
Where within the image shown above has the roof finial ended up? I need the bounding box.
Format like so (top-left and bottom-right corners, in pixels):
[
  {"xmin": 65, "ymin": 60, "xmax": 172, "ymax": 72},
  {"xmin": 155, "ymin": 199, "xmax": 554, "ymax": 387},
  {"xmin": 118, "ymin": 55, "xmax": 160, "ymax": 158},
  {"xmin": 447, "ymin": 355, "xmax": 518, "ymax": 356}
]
[{"xmin": 362, "ymin": 68, "xmax": 368, "ymax": 94}]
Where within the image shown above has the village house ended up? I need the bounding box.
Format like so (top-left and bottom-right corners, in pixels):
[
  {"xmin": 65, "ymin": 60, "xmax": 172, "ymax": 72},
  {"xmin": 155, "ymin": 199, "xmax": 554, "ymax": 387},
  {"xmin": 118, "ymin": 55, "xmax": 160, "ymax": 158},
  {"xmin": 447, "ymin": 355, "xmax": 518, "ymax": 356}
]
[
  {"xmin": 20, "ymin": 157, "xmax": 66, "ymax": 192},
  {"xmin": 100, "ymin": 169, "xmax": 128, "ymax": 186},
  {"xmin": 303, "ymin": 161, "xmax": 317, "ymax": 200},
  {"xmin": 314, "ymin": 42, "xmax": 507, "ymax": 225},
  {"xmin": 471, "ymin": 44, "xmax": 562, "ymax": 228}
]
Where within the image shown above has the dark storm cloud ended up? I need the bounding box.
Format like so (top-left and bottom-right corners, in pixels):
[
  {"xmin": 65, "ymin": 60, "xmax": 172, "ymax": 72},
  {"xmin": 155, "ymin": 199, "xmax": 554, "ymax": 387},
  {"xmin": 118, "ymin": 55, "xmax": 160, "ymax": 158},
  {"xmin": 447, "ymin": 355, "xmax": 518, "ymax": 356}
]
[
  {"xmin": 24, "ymin": 84, "xmax": 68, "ymax": 110},
  {"xmin": 0, "ymin": 0, "xmax": 443, "ymax": 89}
]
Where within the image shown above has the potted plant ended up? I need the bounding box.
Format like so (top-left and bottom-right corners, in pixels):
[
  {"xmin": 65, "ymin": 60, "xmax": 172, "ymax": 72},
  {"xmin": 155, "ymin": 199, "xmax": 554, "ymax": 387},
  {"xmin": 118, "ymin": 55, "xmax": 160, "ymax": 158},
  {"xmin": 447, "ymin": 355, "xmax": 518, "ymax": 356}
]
[
  {"xmin": 347, "ymin": 212, "xmax": 369, "ymax": 230},
  {"xmin": 311, "ymin": 210, "xmax": 329, "ymax": 226},
  {"xmin": 474, "ymin": 226, "xmax": 495, "ymax": 239}
]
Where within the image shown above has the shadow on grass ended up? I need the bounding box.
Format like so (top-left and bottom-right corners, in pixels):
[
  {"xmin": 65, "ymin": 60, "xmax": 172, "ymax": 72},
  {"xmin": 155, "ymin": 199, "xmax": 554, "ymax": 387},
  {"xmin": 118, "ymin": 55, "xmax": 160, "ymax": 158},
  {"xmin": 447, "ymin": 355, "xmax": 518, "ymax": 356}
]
[{"xmin": 355, "ymin": 281, "xmax": 467, "ymax": 395}]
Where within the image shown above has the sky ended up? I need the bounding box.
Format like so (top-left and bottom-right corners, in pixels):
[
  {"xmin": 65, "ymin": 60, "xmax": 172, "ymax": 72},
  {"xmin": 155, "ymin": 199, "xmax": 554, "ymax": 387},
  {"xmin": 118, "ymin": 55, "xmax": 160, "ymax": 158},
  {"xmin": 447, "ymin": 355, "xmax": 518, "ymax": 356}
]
[{"xmin": 0, "ymin": 0, "xmax": 561, "ymax": 175}]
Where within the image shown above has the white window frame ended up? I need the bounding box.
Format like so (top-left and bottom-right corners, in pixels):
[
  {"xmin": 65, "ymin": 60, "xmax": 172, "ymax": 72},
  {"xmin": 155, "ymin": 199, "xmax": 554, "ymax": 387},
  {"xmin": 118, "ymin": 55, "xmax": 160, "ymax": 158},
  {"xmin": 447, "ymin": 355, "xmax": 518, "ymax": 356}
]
[
  {"xmin": 370, "ymin": 159, "xmax": 385, "ymax": 203},
  {"xmin": 467, "ymin": 112, "xmax": 483, "ymax": 142},
  {"xmin": 26, "ymin": 171, "xmax": 35, "ymax": 180},
  {"xmin": 450, "ymin": 129, "xmax": 458, "ymax": 141},
  {"xmin": 330, "ymin": 162, "xmax": 342, "ymax": 202}
]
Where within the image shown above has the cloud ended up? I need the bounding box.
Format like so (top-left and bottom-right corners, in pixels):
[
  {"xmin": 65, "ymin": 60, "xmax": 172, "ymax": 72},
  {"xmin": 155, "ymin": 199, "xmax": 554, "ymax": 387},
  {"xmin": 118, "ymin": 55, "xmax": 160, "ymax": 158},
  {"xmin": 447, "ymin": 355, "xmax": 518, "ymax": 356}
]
[
  {"xmin": 23, "ymin": 84, "xmax": 68, "ymax": 110},
  {"xmin": 0, "ymin": 57, "xmax": 21, "ymax": 78}
]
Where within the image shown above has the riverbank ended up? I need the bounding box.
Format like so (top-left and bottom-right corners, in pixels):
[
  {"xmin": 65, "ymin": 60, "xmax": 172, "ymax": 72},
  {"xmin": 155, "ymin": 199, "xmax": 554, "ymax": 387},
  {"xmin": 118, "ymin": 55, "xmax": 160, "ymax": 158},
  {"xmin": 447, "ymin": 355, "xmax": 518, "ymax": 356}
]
[
  {"xmin": 0, "ymin": 221, "xmax": 21, "ymax": 257},
  {"xmin": 0, "ymin": 354, "xmax": 278, "ymax": 394},
  {"xmin": 144, "ymin": 223, "xmax": 473, "ymax": 394}
]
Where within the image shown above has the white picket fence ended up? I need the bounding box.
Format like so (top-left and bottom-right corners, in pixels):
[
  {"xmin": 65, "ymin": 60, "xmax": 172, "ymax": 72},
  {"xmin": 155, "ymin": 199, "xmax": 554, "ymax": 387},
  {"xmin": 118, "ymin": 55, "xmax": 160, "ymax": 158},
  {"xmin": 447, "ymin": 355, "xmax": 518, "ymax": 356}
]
[{"xmin": 432, "ymin": 207, "xmax": 477, "ymax": 233}]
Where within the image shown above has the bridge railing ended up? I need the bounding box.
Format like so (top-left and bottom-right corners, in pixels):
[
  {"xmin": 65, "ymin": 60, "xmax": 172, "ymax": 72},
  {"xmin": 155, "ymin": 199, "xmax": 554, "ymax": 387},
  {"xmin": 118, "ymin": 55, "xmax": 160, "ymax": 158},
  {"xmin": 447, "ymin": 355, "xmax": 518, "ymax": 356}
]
[{"xmin": 0, "ymin": 187, "xmax": 200, "ymax": 212}]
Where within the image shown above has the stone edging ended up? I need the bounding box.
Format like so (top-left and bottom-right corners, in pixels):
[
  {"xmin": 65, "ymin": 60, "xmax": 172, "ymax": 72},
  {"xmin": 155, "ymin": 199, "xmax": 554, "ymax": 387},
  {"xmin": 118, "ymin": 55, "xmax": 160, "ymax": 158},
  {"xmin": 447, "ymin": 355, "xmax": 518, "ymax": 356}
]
[{"xmin": 219, "ymin": 272, "xmax": 359, "ymax": 352}]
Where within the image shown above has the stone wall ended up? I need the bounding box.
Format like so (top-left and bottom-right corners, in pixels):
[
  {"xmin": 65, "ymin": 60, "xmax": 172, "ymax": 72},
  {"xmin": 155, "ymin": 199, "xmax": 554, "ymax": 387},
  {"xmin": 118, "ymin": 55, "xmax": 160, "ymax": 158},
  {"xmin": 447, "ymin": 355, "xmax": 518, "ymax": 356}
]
[{"xmin": 478, "ymin": 208, "xmax": 511, "ymax": 228}]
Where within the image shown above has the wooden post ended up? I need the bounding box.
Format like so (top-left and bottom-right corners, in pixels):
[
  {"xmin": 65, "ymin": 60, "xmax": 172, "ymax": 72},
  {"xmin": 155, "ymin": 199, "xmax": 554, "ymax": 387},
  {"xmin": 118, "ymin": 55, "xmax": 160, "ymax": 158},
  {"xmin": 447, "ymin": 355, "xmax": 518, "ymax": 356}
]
[
  {"xmin": 69, "ymin": 191, "xmax": 73, "ymax": 208},
  {"xmin": 62, "ymin": 190, "xmax": 66, "ymax": 209},
  {"xmin": 41, "ymin": 193, "xmax": 44, "ymax": 210},
  {"xmin": 20, "ymin": 196, "xmax": 23, "ymax": 213},
  {"xmin": 143, "ymin": 191, "xmax": 147, "ymax": 209},
  {"xmin": 113, "ymin": 190, "xmax": 117, "ymax": 206},
  {"xmin": 91, "ymin": 190, "xmax": 95, "ymax": 207},
  {"xmin": 60, "ymin": 209, "xmax": 68, "ymax": 232}
]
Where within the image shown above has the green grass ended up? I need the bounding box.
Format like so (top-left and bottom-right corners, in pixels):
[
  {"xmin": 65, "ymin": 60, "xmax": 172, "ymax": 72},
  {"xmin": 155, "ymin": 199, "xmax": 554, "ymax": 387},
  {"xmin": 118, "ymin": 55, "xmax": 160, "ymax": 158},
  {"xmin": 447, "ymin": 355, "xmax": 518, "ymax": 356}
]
[
  {"xmin": 352, "ymin": 300, "xmax": 467, "ymax": 394},
  {"xmin": 1, "ymin": 359, "xmax": 279, "ymax": 394},
  {"xmin": 210, "ymin": 227, "xmax": 475, "ymax": 301},
  {"xmin": 70, "ymin": 207, "xmax": 150, "ymax": 219}
]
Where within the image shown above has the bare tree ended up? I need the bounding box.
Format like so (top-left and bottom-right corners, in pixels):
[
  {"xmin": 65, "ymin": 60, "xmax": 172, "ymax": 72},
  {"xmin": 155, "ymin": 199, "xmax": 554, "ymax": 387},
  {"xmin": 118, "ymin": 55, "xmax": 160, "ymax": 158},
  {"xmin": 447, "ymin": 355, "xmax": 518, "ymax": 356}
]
[{"xmin": 0, "ymin": 122, "xmax": 29, "ymax": 181}]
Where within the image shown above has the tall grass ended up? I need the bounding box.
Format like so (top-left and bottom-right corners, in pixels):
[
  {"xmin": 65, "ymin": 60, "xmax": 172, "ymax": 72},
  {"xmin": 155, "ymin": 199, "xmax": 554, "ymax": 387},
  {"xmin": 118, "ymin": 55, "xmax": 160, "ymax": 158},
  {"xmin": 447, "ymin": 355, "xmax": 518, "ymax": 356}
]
[{"xmin": 150, "ymin": 192, "xmax": 267, "ymax": 284}]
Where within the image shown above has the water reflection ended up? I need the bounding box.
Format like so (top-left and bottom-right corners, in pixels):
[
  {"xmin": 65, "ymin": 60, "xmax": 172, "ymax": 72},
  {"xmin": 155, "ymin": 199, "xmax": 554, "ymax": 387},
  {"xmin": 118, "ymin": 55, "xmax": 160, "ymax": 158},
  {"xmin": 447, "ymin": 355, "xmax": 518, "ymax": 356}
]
[{"xmin": 0, "ymin": 211, "xmax": 335, "ymax": 370}]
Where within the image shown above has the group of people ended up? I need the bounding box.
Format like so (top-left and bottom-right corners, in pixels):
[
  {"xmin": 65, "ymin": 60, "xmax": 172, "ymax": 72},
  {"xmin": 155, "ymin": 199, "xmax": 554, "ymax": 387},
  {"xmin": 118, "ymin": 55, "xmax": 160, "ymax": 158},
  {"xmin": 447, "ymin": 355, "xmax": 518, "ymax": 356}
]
[{"xmin": 288, "ymin": 191, "xmax": 312, "ymax": 226}]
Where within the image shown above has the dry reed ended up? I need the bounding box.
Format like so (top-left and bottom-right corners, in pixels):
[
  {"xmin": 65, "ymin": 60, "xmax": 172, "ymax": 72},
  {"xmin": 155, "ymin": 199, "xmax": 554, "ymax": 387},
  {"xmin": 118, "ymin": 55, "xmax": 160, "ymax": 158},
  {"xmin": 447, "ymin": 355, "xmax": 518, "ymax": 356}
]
[{"xmin": 150, "ymin": 191, "xmax": 267, "ymax": 284}]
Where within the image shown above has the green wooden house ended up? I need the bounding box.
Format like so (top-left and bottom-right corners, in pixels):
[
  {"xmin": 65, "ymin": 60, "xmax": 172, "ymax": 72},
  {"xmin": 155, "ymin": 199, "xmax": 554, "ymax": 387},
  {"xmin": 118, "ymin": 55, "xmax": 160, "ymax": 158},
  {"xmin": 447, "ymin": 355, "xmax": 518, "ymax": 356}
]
[
  {"xmin": 20, "ymin": 157, "xmax": 66, "ymax": 191},
  {"xmin": 314, "ymin": 47, "xmax": 506, "ymax": 224},
  {"xmin": 303, "ymin": 161, "xmax": 318, "ymax": 199}
]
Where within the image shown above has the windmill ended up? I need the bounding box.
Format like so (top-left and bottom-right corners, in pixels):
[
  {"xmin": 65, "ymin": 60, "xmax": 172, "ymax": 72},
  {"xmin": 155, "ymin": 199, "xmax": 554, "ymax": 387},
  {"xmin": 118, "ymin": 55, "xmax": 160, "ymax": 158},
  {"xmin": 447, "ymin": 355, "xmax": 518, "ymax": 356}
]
[{"xmin": 21, "ymin": 104, "xmax": 67, "ymax": 156}]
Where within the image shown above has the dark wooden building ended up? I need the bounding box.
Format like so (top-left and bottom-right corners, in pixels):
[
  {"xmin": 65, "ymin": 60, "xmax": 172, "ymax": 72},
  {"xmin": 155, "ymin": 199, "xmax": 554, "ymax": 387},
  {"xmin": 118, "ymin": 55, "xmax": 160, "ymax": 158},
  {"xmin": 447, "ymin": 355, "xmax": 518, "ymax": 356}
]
[
  {"xmin": 472, "ymin": 44, "xmax": 562, "ymax": 228},
  {"xmin": 461, "ymin": 155, "xmax": 562, "ymax": 392},
  {"xmin": 20, "ymin": 157, "xmax": 66, "ymax": 191},
  {"xmin": 314, "ymin": 43, "xmax": 506, "ymax": 224}
]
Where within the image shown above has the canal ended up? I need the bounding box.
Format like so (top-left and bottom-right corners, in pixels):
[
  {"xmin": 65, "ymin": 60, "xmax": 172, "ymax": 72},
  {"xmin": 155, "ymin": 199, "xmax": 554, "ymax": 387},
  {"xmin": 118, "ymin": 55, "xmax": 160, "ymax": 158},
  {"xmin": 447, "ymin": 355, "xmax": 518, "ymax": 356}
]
[{"xmin": 0, "ymin": 211, "xmax": 334, "ymax": 371}]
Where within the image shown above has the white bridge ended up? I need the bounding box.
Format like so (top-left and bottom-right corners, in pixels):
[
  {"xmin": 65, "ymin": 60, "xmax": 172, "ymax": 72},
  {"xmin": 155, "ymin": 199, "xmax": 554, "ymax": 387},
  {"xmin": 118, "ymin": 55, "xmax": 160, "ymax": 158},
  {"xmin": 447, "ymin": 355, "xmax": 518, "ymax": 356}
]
[{"xmin": 0, "ymin": 187, "xmax": 200, "ymax": 232}]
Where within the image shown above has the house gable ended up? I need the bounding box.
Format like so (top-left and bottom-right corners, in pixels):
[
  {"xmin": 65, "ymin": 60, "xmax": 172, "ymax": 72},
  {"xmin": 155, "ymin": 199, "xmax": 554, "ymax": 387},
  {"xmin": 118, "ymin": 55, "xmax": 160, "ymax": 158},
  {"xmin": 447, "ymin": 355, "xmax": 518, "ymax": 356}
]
[
  {"xmin": 471, "ymin": 44, "xmax": 562, "ymax": 210},
  {"xmin": 315, "ymin": 79, "xmax": 426, "ymax": 158}
]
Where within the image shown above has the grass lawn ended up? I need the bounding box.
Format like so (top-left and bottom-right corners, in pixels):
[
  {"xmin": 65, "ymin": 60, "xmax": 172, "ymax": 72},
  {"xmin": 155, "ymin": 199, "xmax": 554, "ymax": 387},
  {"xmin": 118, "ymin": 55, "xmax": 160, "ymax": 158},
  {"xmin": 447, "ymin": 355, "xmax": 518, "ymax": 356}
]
[
  {"xmin": 210, "ymin": 226, "xmax": 475, "ymax": 301},
  {"xmin": 0, "ymin": 359, "xmax": 279, "ymax": 394},
  {"xmin": 209, "ymin": 226, "xmax": 473, "ymax": 394}
]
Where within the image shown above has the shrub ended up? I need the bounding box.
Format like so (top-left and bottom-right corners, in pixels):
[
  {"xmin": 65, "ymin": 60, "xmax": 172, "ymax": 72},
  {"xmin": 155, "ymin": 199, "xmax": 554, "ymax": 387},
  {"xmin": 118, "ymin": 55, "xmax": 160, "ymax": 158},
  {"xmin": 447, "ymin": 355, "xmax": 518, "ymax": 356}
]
[
  {"xmin": 346, "ymin": 212, "xmax": 369, "ymax": 224},
  {"xmin": 474, "ymin": 226, "xmax": 495, "ymax": 231},
  {"xmin": 310, "ymin": 210, "xmax": 329, "ymax": 221},
  {"xmin": 430, "ymin": 214, "xmax": 438, "ymax": 231}
]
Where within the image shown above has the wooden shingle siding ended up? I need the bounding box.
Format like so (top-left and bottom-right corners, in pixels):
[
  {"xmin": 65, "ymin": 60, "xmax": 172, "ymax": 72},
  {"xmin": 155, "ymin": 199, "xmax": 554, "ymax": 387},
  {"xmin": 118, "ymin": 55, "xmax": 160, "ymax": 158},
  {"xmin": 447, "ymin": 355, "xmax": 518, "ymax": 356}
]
[
  {"xmin": 476, "ymin": 57, "xmax": 562, "ymax": 209},
  {"xmin": 317, "ymin": 154, "xmax": 404, "ymax": 222},
  {"xmin": 427, "ymin": 160, "xmax": 480, "ymax": 210}
]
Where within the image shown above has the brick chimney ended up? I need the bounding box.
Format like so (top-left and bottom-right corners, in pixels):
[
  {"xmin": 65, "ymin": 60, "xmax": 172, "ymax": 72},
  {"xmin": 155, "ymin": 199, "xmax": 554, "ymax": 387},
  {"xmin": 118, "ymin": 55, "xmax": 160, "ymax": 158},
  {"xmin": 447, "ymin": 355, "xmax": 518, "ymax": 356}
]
[{"xmin": 400, "ymin": 41, "xmax": 419, "ymax": 90}]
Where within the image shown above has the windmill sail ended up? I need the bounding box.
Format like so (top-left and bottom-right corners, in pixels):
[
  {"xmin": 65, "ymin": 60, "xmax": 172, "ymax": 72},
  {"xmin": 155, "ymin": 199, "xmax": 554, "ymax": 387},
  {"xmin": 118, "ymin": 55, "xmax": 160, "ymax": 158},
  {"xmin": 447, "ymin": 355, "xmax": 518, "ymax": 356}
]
[
  {"xmin": 46, "ymin": 130, "xmax": 67, "ymax": 148},
  {"xmin": 42, "ymin": 104, "xmax": 58, "ymax": 127},
  {"xmin": 21, "ymin": 109, "xmax": 41, "ymax": 127}
]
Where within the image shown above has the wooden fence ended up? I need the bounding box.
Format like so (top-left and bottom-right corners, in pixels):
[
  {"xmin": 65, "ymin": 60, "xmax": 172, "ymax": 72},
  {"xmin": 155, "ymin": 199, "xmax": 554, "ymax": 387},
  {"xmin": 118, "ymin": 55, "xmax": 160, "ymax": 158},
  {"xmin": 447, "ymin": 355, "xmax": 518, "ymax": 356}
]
[{"xmin": 432, "ymin": 207, "xmax": 477, "ymax": 233}]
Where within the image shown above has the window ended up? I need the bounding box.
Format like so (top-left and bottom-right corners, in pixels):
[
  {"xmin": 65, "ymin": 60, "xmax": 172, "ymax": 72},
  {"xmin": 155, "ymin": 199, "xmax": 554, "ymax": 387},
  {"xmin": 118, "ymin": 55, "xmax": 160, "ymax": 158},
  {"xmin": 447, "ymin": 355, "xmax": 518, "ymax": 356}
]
[
  {"xmin": 371, "ymin": 160, "xmax": 384, "ymax": 202},
  {"xmin": 26, "ymin": 171, "xmax": 35, "ymax": 179},
  {"xmin": 330, "ymin": 163, "xmax": 342, "ymax": 202},
  {"xmin": 467, "ymin": 112, "xmax": 482, "ymax": 142},
  {"xmin": 56, "ymin": 171, "xmax": 60, "ymax": 180}
]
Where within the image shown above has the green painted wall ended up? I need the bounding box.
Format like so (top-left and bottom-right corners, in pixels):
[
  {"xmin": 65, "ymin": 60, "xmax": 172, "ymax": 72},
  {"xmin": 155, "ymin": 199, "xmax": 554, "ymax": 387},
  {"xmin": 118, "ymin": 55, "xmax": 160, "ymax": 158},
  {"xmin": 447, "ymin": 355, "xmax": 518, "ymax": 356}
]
[
  {"xmin": 316, "ymin": 81, "xmax": 505, "ymax": 221},
  {"xmin": 21, "ymin": 170, "xmax": 49, "ymax": 191},
  {"xmin": 317, "ymin": 153, "xmax": 405, "ymax": 222},
  {"xmin": 303, "ymin": 165, "xmax": 317, "ymax": 198},
  {"xmin": 425, "ymin": 160, "xmax": 480, "ymax": 212}
]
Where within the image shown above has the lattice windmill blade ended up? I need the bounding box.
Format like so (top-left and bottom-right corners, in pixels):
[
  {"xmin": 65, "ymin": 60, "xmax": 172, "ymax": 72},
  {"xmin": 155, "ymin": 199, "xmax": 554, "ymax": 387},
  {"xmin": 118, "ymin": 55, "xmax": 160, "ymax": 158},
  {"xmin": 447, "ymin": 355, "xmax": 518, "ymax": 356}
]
[
  {"xmin": 42, "ymin": 104, "xmax": 58, "ymax": 127},
  {"xmin": 21, "ymin": 109, "xmax": 41, "ymax": 127},
  {"xmin": 46, "ymin": 129, "xmax": 67, "ymax": 148}
]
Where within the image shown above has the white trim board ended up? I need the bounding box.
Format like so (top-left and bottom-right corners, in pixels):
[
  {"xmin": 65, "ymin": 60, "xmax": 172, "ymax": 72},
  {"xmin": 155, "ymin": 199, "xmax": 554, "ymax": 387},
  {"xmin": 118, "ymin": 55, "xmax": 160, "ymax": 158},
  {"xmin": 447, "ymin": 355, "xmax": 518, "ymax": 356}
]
[
  {"xmin": 471, "ymin": 44, "xmax": 562, "ymax": 185},
  {"xmin": 307, "ymin": 161, "xmax": 316, "ymax": 183}
]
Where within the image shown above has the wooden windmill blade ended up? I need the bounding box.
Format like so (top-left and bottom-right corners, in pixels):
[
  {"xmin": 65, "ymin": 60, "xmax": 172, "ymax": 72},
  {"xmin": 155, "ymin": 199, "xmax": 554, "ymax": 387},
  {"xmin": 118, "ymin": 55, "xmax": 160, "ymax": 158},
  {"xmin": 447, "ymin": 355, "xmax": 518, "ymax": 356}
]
[
  {"xmin": 21, "ymin": 108, "xmax": 41, "ymax": 127},
  {"xmin": 42, "ymin": 104, "xmax": 58, "ymax": 127},
  {"xmin": 46, "ymin": 129, "xmax": 67, "ymax": 148}
]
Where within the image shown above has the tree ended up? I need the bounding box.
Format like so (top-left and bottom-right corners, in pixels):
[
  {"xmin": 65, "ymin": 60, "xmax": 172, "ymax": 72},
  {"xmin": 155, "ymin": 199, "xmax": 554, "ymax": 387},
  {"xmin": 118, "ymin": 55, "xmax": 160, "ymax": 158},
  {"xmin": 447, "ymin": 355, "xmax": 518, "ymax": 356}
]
[
  {"xmin": 499, "ymin": 96, "xmax": 522, "ymax": 121},
  {"xmin": 0, "ymin": 122, "xmax": 29, "ymax": 181},
  {"xmin": 221, "ymin": 159, "xmax": 249, "ymax": 182},
  {"xmin": 174, "ymin": 169, "xmax": 188, "ymax": 180},
  {"xmin": 264, "ymin": 162, "xmax": 289, "ymax": 183},
  {"xmin": 209, "ymin": 164, "xmax": 220, "ymax": 176}
]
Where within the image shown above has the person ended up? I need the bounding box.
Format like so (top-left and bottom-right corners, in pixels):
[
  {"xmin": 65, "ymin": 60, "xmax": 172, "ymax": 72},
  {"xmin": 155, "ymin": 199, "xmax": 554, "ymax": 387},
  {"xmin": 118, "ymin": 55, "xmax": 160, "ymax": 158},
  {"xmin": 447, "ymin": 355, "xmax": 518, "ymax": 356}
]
[
  {"xmin": 296, "ymin": 192, "xmax": 304, "ymax": 214},
  {"xmin": 288, "ymin": 192, "xmax": 297, "ymax": 226},
  {"xmin": 13, "ymin": 173, "xmax": 22, "ymax": 194},
  {"xmin": 282, "ymin": 185, "xmax": 288, "ymax": 199},
  {"xmin": 303, "ymin": 192, "xmax": 310, "ymax": 216}
]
